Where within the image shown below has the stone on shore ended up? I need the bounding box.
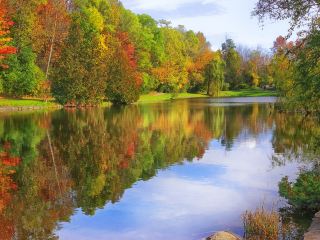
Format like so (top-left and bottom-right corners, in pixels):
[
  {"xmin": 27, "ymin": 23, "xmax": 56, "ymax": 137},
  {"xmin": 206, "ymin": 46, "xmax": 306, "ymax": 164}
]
[{"xmin": 206, "ymin": 231, "xmax": 241, "ymax": 240}]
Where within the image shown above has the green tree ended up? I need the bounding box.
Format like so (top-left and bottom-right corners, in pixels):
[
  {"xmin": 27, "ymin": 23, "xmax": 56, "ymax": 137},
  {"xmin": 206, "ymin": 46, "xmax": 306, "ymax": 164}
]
[
  {"xmin": 204, "ymin": 51, "xmax": 225, "ymax": 96},
  {"xmin": 222, "ymin": 39, "xmax": 242, "ymax": 89},
  {"xmin": 1, "ymin": 0, "xmax": 45, "ymax": 97},
  {"xmin": 52, "ymin": 5, "xmax": 107, "ymax": 106}
]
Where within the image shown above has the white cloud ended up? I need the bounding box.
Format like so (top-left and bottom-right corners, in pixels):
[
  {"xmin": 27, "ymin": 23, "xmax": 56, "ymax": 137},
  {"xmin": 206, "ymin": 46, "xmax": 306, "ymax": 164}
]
[{"xmin": 122, "ymin": 0, "xmax": 291, "ymax": 49}]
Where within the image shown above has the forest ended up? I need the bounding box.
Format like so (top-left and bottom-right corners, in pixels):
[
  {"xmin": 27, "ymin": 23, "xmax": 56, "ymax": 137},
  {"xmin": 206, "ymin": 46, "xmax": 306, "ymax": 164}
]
[{"xmin": 0, "ymin": 0, "xmax": 317, "ymax": 114}]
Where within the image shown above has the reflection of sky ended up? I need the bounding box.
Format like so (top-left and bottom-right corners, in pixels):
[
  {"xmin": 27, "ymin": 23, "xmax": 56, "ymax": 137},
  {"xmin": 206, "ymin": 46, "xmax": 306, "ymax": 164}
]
[{"xmin": 58, "ymin": 130, "xmax": 300, "ymax": 240}]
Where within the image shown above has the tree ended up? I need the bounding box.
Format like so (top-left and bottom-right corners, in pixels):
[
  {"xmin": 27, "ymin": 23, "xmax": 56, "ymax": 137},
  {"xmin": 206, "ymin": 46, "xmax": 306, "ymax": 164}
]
[
  {"xmin": 204, "ymin": 51, "xmax": 225, "ymax": 96},
  {"xmin": 33, "ymin": 0, "xmax": 70, "ymax": 79},
  {"xmin": 0, "ymin": 3, "xmax": 16, "ymax": 69},
  {"xmin": 253, "ymin": 0, "xmax": 320, "ymax": 35},
  {"xmin": 52, "ymin": 6, "xmax": 107, "ymax": 106},
  {"xmin": 222, "ymin": 39, "xmax": 242, "ymax": 89},
  {"xmin": 105, "ymin": 32, "xmax": 142, "ymax": 104}
]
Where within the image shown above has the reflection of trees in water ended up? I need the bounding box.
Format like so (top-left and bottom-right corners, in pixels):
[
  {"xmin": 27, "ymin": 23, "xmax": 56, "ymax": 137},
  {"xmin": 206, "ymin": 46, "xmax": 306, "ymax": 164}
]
[
  {"xmin": 0, "ymin": 102, "xmax": 279, "ymax": 238},
  {"xmin": 271, "ymin": 113, "xmax": 320, "ymax": 238}
]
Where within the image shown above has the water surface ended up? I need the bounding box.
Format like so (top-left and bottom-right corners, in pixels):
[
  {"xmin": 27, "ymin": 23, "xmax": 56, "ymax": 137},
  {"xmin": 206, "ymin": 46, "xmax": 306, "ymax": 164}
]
[{"xmin": 0, "ymin": 98, "xmax": 316, "ymax": 240}]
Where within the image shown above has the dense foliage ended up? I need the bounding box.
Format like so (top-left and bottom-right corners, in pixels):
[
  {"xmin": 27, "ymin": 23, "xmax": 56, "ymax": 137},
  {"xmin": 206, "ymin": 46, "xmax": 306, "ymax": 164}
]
[
  {"xmin": 253, "ymin": 0, "xmax": 320, "ymax": 115},
  {"xmin": 0, "ymin": 0, "xmax": 283, "ymax": 106}
]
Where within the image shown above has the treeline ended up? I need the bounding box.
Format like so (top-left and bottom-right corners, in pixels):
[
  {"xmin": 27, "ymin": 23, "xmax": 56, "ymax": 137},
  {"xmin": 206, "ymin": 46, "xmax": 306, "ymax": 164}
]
[{"xmin": 0, "ymin": 0, "xmax": 280, "ymax": 105}]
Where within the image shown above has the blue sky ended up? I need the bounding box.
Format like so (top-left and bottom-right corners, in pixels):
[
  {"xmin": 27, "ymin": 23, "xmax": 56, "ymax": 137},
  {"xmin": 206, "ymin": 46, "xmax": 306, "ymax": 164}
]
[{"xmin": 121, "ymin": 0, "xmax": 290, "ymax": 50}]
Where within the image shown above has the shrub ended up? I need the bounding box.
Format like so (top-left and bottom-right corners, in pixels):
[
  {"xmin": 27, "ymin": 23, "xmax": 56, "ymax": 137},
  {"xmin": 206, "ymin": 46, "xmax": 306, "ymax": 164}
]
[
  {"xmin": 279, "ymin": 169, "xmax": 320, "ymax": 211},
  {"xmin": 242, "ymin": 206, "xmax": 279, "ymax": 240}
]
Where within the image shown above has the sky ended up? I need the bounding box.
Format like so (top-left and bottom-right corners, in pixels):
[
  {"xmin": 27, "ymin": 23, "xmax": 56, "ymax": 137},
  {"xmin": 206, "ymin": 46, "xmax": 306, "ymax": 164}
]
[{"xmin": 121, "ymin": 0, "xmax": 290, "ymax": 50}]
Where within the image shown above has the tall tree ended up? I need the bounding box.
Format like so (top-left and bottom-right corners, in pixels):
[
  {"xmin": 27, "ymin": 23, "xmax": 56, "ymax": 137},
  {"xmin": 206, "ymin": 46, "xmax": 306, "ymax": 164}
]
[
  {"xmin": 221, "ymin": 38, "xmax": 242, "ymax": 89},
  {"xmin": 33, "ymin": 0, "xmax": 70, "ymax": 79},
  {"xmin": 105, "ymin": 32, "xmax": 142, "ymax": 104},
  {"xmin": 52, "ymin": 5, "xmax": 107, "ymax": 106},
  {"xmin": 204, "ymin": 51, "xmax": 225, "ymax": 96}
]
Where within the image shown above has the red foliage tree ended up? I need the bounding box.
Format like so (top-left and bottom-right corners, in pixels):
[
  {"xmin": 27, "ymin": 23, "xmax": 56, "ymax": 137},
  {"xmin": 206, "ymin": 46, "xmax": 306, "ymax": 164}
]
[{"xmin": 0, "ymin": 3, "xmax": 16, "ymax": 68}]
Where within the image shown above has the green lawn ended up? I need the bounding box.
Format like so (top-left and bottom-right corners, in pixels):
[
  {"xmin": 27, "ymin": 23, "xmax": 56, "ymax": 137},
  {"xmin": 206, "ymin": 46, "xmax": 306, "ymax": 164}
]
[
  {"xmin": 0, "ymin": 98, "xmax": 59, "ymax": 108},
  {"xmin": 138, "ymin": 93, "xmax": 208, "ymax": 103},
  {"xmin": 219, "ymin": 89, "xmax": 278, "ymax": 97},
  {"xmin": 138, "ymin": 89, "xmax": 277, "ymax": 103}
]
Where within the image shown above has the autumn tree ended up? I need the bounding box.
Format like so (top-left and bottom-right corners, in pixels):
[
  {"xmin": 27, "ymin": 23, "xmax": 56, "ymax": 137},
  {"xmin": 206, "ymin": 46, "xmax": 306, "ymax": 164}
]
[
  {"xmin": 254, "ymin": 1, "xmax": 320, "ymax": 114},
  {"xmin": 105, "ymin": 32, "xmax": 142, "ymax": 104},
  {"xmin": 1, "ymin": 0, "xmax": 45, "ymax": 97},
  {"xmin": 33, "ymin": 0, "xmax": 70, "ymax": 79},
  {"xmin": 52, "ymin": 5, "xmax": 107, "ymax": 106},
  {"xmin": 0, "ymin": 3, "xmax": 16, "ymax": 70}
]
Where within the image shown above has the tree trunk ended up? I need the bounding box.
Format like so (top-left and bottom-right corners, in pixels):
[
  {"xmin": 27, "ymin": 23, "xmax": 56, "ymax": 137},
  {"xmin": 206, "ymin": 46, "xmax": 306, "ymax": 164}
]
[{"xmin": 45, "ymin": 13, "xmax": 58, "ymax": 79}]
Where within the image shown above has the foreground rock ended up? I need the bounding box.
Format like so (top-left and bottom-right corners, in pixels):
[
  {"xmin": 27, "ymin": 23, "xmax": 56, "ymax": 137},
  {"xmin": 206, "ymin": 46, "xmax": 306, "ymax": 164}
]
[
  {"xmin": 304, "ymin": 212, "xmax": 320, "ymax": 240},
  {"xmin": 206, "ymin": 231, "xmax": 241, "ymax": 240}
]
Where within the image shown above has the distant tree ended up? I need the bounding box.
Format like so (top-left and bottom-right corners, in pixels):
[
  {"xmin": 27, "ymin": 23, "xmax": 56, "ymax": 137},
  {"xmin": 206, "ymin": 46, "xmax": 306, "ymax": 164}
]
[
  {"xmin": 204, "ymin": 52, "xmax": 225, "ymax": 96},
  {"xmin": 222, "ymin": 39, "xmax": 242, "ymax": 89}
]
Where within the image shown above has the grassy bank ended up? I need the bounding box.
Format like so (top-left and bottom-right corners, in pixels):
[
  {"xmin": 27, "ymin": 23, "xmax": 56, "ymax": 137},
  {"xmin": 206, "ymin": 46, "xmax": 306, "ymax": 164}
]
[
  {"xmin": 220, "ymin": 89, "xmax": 278, "ymax": 97},
  {"xmin": 0, "ymin": 98, "xmax": 59, "ymax": 108},
  {"xmin": 138, "ymin": 89, "xmax": 277, "ymax": 103},
  {"xmin": 137, "ymin": 93, "xmax": 208, "ymax": 103}
]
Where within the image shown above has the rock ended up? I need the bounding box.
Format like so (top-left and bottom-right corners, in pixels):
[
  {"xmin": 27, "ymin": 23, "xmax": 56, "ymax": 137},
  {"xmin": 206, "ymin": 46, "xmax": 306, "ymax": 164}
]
[{"xmin": 206, "ymin": 231, "xmax": 242, "ymax": 240}]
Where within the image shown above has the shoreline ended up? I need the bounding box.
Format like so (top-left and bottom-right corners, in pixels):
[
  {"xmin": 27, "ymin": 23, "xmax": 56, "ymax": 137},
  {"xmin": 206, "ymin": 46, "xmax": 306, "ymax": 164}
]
[{"xmin": 0, "ymin": 90, "xmax": 278, "ymax": 111}]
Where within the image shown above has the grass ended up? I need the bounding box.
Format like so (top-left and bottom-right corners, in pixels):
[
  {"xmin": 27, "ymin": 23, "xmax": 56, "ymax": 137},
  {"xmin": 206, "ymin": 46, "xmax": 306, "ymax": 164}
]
[
  {"xmin": 0, "ymin": 98, "xmax": 59, "ymax": 108},
  {"xmin": 138, "ymin": 92, "xmax": 208, "ymax": 103},
  {"xmin": 138, "ymin": 89, "xmax": 277, "ymax": 103},
  {"xmin": 242, "ymin": 206, "xmax": 279, "ymax": 240},
  {"xmin": 219, "ymin": 89, "xmax": 278, "ymax": 97}
]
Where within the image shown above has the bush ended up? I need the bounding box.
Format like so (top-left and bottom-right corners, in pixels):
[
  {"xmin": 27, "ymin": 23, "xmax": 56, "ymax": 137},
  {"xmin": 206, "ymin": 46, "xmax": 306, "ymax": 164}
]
[{"xmin": 279, "ymin": 169, "xmax": 320, "ymax": 211}]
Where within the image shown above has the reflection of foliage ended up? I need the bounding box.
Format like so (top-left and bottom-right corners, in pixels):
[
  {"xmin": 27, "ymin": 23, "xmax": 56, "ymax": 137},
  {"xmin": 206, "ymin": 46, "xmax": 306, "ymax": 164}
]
[
  {"xmin": 272, "ymin": 113, "xmax": 320, "ymax": 166},
  {"xmin": 0, "ymin": 101, "xmax": 283, "ymax": 238},
  {"xmin": 272, "ymin": 112, "xmax": 320, "ymax": 235},
  {"xmin": 279, "ymin": 206, "xmax": 314, "ymax": 240}
]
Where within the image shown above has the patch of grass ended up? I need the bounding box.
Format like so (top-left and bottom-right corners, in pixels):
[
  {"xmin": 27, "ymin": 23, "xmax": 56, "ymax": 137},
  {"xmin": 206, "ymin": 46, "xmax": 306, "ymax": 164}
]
[
  {"xmin": 242, "ymin": 206, "xmax": 279, "ymax": 240},
  {"xmin": 220, "ymin": 89, "xmax": 278, "ymax": 97},
  {"xmin": 0, "ymin": 98, "xmax": 59, "ymax": 108},
  {"xmin": 138, "ymin": 92, "xmax": 208, "ymax": 103}
]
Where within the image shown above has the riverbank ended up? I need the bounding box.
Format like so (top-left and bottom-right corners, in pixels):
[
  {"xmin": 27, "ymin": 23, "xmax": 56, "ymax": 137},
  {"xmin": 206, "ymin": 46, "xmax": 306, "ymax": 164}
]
[
  {"xmin": 0, "ymin": 98, "xmax": 61, "ymax": 111},
  {"xmin": 304, "ymin": 212, "xmax": 320, "ymax": 240},
  {"xmin": 0, "ymin": 89, "xmax": 278, "ymax": 109}
]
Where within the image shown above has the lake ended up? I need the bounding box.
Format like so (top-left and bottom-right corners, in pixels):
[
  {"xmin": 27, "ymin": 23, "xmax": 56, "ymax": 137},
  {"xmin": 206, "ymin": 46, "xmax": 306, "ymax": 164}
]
[{"xmin": 0, "ymin": 97, "xmax": 317, "ymax": 240}]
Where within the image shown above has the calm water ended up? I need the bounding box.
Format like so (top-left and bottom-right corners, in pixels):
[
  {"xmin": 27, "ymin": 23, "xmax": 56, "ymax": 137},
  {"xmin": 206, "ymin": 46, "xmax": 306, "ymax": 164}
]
[{"xmin": 0, "ymin": 97, "xmax": 317, "ymax": 240}]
